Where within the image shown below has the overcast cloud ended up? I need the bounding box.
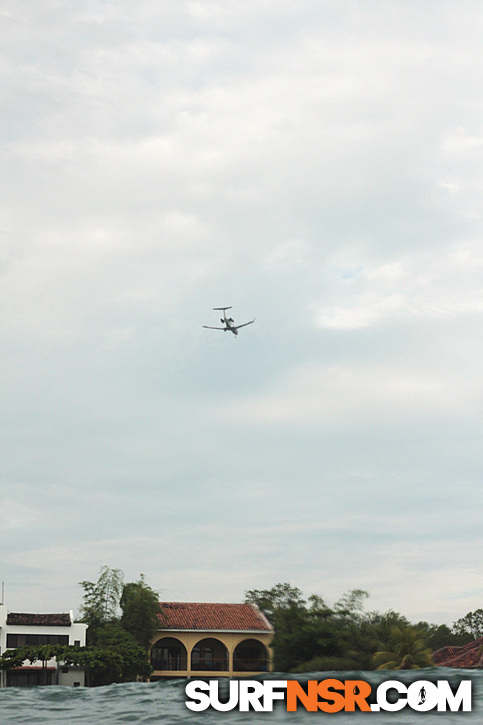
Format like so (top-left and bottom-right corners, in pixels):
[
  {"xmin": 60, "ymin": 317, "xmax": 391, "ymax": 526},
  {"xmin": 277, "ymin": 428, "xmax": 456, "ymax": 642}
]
[{"xmin": 1, "ymin": 0, "xmax": 482, "ymax": 625}]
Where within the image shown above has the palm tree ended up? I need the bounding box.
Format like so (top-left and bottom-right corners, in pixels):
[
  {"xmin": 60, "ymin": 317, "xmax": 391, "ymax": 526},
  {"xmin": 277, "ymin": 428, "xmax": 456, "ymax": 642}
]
[{"xmin": 373, "ymin": 625, "xmax": 434, "ymax": 670}]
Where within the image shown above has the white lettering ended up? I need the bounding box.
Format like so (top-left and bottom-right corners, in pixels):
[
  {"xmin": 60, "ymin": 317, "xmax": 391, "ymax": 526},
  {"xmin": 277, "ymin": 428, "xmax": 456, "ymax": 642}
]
[
  {"xmin": 185, "ymin": 676, "xmax": 473, "ymax": 713},
  {"xmin": 209, "ymin": 681, "xmax": 240, "ymax": 712},
  {"xmin": 185, "ymin": 681, "xmax": 211, "ymax": 712},
  {"xmin": 375, "ymin": 680, "xmax": 407, "ymax": 712},
  {"xmin": 437, "ymin": 680, "xmax": 472, "ymax": 712},
  {"xmin": 262, "ymin": 680, "xmax": 288, "ymax": 709},
  {"xmin": 239, "ymin": 681, "xmax": 266, "ymax": 711}
]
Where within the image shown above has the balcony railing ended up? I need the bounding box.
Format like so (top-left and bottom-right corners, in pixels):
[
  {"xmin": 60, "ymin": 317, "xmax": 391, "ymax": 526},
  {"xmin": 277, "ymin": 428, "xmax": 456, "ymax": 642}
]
[
  {"xmin": 151, "ymin": 655, "xmax": 268, "ymax": 673},
  {"xmin": 233, "ymin": 658, "xmax": 268, "ymax": 672},
  {"xmin": 191, "ymin": 658, "xmax": 228, "ymax": 671},
  {"xmin": 151, "ymin": 657, "xmax": 187, "ymax": 671}
]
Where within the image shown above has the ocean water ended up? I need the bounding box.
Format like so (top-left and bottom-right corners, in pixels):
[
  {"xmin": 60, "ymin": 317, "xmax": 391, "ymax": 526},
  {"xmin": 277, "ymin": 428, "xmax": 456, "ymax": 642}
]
[{"xmin": 0, "ymin": 669, "xmax": 481, "ymax": 724}]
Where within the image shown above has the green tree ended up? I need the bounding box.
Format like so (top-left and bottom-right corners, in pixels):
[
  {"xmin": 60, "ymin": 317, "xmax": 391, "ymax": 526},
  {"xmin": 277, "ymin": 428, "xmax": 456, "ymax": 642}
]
[
  {"xmin": 79, "ymin": 566, "xmax": 124, "ymax": 645},
  {"xmin": 292, "ymin": 590, "xmax": 379, "ymax": 672},
  {"xmin": 245, "ymin": 583, "xmax": 306, "ymax": 625},
  {"xmin": 452, "ymin": 609, "xmax": 483, "ymax": 640},
  {"xmin": 287, "ymin": 596, "xmax": 352, "ymax": 673},
  {"xmin": 270, "ymin": 599, "xmax": 319, "ymax": 671},
  {"xmin": 77, "ymin": 567, "xmax": 164, "ymax": 683},
  {"xmin": 416, "ymin": 621, "xmax": 472, "ymax": 650},
  {"xmin": 246, "ymin": 583, "xmax": 314, "ymax": 671},
  {"xmin": 245, "ymin": 584, "xmax": 375, "ymax": 672},
  {"xmin": 373, "ymin": 625, "xmax": 434, "ymax": 670},
  {"xmin": 85, "ymin": 621, "xmax": 152, "ymax": 685},
  {"xmin": 369, "ymin": 610, "xmax": 411, "ymax": 648},
  {"xmin": 120, "ymin": 575, "xmax": 161, "ymax": 651},
  {"xmin": 334, "ymin": 589, "xmax": 369, "ymax": 619},
  {"xmin": 328, "ymin": 591, "xmax": 377, "ymax": 670}
]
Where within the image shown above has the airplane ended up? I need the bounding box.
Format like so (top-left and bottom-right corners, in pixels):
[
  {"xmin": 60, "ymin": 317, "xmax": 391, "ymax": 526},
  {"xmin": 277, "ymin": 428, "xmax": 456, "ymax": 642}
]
[{"xmin": 203, "ymin": 306, "xmax": 255, "ymax": 336}]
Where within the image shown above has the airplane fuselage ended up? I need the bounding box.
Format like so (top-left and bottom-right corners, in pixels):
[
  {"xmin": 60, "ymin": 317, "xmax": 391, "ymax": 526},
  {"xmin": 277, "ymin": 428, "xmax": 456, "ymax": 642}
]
[{"xmin": 221, "ymin": 316, "xmax": 238, "ymax": 335}]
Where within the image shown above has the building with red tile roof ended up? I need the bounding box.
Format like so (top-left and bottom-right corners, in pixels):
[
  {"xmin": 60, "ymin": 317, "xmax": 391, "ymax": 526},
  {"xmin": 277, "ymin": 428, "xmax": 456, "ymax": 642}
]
[
  {"xmin": 433, "ymin": 637, "xmax": 483, "ymax": 668},
  {"xmin": 0, "ymin": 602, "xmax": 87, "ymax": 688},
  {"xmin": 150, "ymin": 601, "xmax": 273, "ymax": 680}
]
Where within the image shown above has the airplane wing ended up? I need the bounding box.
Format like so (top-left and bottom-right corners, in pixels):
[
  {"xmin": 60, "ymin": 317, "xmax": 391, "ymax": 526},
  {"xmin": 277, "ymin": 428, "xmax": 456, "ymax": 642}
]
[
  {"xmin": 233, "ymin": 318, "xmax": 255, "ymax": 330},
  {"xmin": 203, "ymin": 325, "xmax": 226, "ymax": 330}
]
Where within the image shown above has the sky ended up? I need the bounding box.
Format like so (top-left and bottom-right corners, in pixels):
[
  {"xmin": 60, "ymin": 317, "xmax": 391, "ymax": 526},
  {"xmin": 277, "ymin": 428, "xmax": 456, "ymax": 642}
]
[{"xmin": 1, "ymin": 0, "xmax": 482, "ymax": 626}]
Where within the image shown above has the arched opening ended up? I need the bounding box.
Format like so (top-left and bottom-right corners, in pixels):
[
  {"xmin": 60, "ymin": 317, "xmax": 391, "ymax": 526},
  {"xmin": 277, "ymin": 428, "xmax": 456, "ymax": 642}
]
[
  {"xmin": 191, "ymin": 638, "xmax": 228, "ymax": 671},
  {"xmin": 151, "ymin": 637, "xmax": 187, "ymax": 671},
  {"xmin": 233, "ymin": 639, "xmax": 269, "ymax": 672}
]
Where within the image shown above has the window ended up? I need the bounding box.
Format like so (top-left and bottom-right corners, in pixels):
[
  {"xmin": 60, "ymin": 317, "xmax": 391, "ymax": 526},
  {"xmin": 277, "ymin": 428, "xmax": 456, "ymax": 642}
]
[
  {"xmin": 7, "ymin": 671, "xmax": 53, "ymax": 687},
  {"xmin": 7, "ymin": 633, "xmax": 69, "ymax": 648}
]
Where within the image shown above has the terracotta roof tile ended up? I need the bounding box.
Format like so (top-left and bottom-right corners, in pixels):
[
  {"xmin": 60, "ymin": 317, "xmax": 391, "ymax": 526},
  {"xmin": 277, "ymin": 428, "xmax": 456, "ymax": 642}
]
[
  {"xmin": 6, "ymin": 613, "xmax": 72, "ymax": 627},
  {"xmin": 157, "ymin": 602, "xmax": 272, "ymax": 632},
  {"xmin": 433, "ymin": 637, "xmax": 483, "ymax": 668}
]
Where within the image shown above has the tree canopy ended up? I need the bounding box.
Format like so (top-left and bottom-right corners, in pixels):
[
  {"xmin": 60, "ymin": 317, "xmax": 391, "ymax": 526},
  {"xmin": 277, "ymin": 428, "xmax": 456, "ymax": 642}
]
[
  {"xmin": 373, "ymin": 625, "xmax": 434, "ymax": 670},
  {"xmin": 120, "ymin": 575, "xmax": 162, "ymax": 651},
  {"xmin": 79, "ymin": 566, "xmax": 124, "ymax": 645},
  {"xmin": 452, "ymin": 609, "xmax": 483, "ymax": 640},
  {"xmin": 246, "ymin": 582, "xmax": 477, "ymax": 673},
  {"xmin": 246, "ymin": 585, "xmax": 377, "ymax": 671}
]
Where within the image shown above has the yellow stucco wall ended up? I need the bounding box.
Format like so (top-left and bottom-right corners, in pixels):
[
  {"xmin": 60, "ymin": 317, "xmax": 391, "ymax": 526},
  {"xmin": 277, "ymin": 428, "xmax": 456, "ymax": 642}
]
[{"xmin": 150, "ymin": 630, "xmax": 274, "ymax": 678}]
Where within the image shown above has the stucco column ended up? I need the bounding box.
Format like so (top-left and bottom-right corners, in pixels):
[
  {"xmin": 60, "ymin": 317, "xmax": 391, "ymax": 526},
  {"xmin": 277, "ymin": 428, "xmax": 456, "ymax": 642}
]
[{"xmin": 228, "ymin": 644, "xmax": 234, "ymax": 676}]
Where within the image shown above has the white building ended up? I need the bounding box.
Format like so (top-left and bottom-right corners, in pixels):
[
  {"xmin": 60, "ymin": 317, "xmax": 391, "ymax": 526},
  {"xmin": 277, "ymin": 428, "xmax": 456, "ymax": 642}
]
[{"xmin": 0, "ymin": 602, "xmax": 87, "ymax": 687}]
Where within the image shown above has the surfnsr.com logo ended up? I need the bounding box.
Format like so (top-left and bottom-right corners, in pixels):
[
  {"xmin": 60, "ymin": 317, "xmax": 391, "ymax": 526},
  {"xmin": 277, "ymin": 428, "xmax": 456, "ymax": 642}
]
[{"xmin": 185, "ymin": 678, "xmax": 472, "ymax": 713}]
